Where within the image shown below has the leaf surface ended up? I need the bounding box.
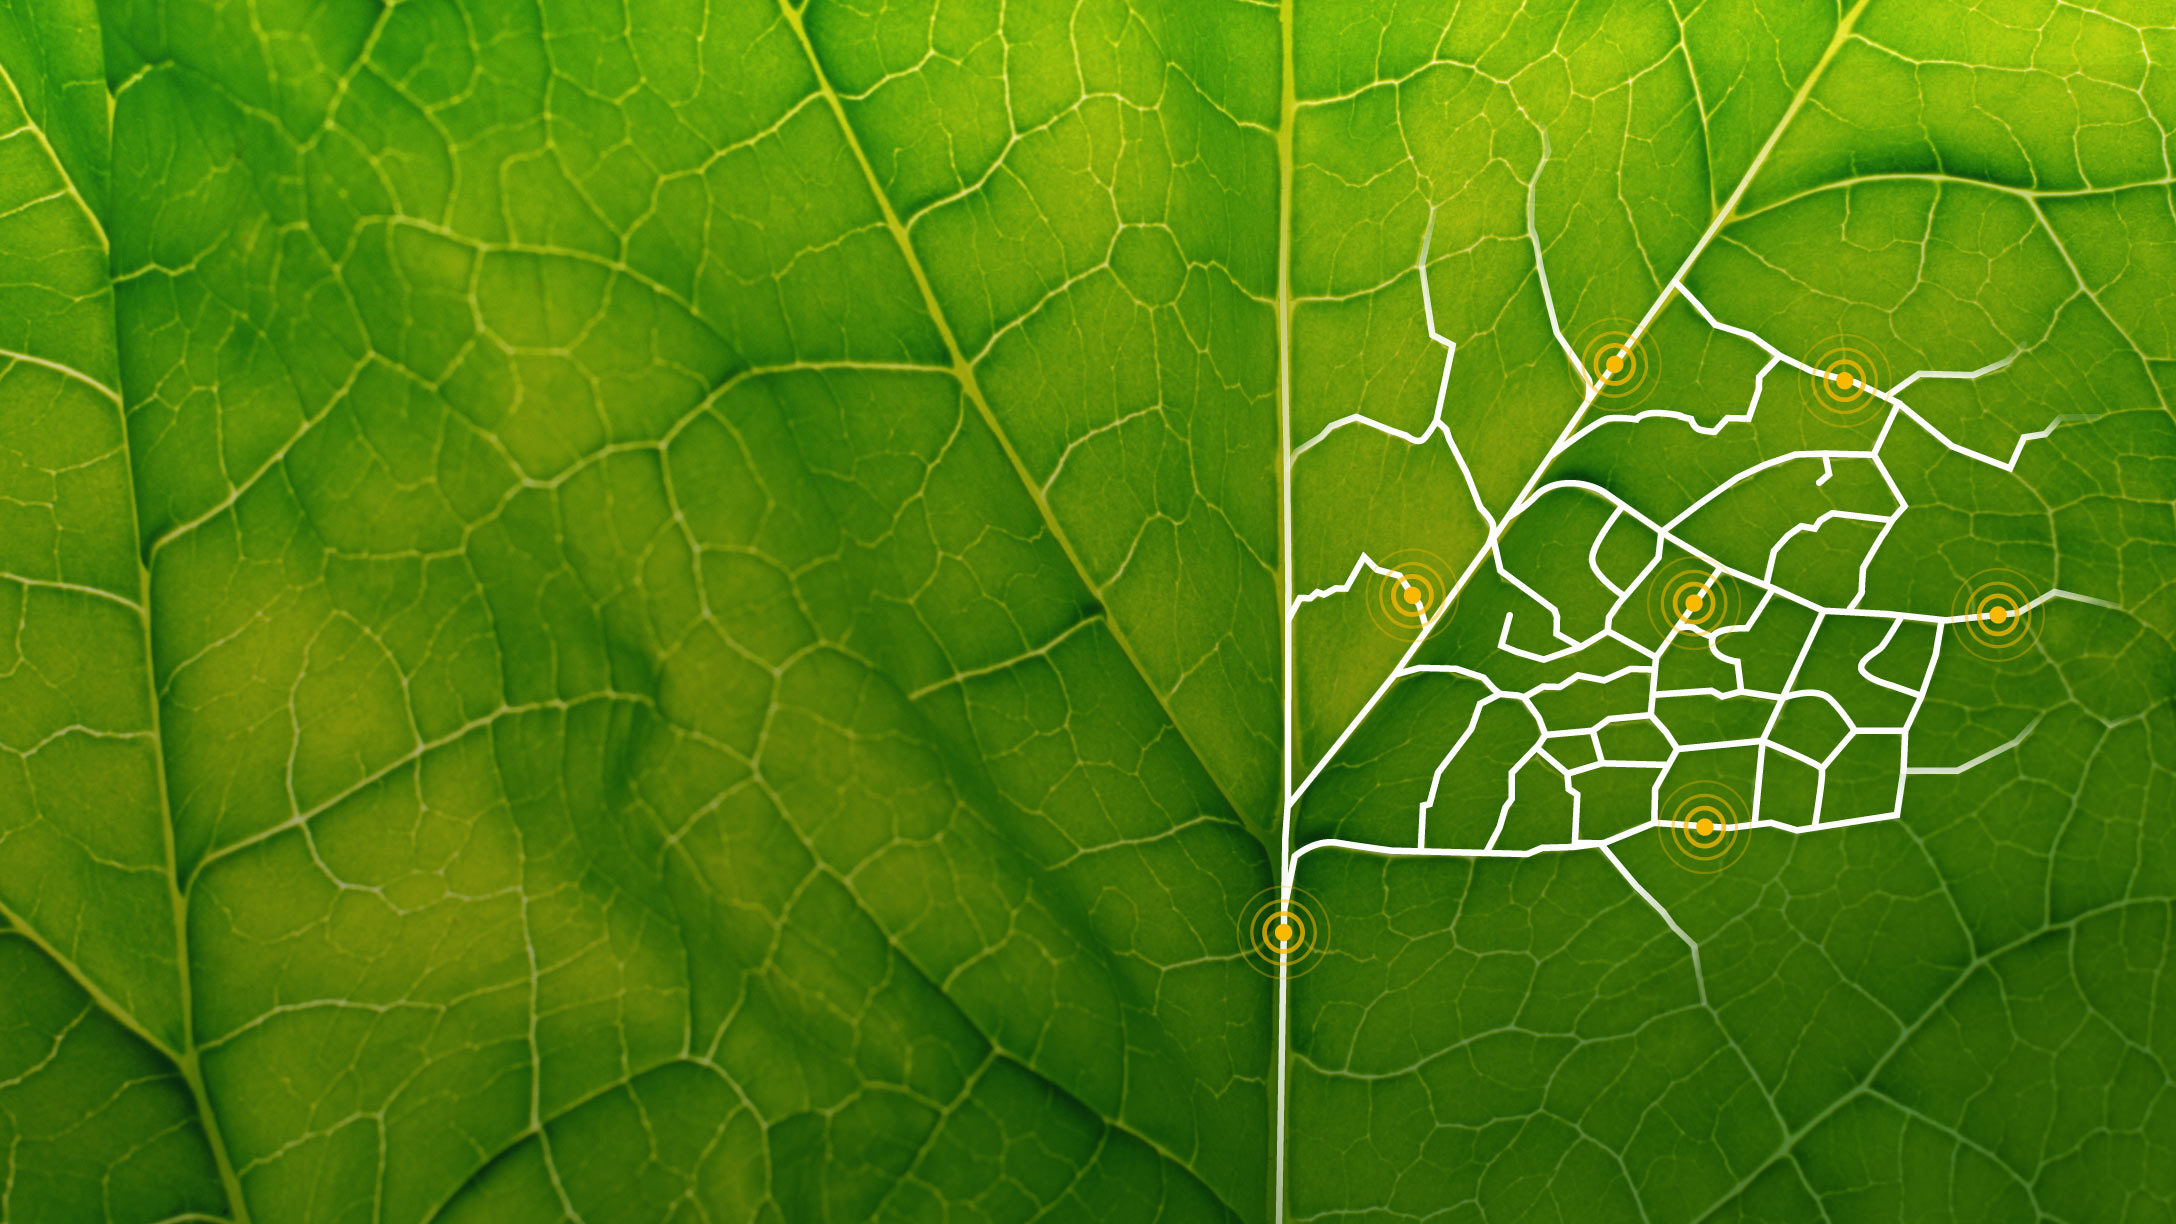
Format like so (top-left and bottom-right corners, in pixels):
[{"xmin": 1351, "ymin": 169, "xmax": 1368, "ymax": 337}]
[{"xmin": 0, "ymin": 2, "xmax": 2170, "ymax": 1222}]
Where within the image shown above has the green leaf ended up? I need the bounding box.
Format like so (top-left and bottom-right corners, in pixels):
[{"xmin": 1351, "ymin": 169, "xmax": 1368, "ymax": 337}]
[{"xmin": 0, "ymin": 1, "xmax": 2170, "ymax": 1222}]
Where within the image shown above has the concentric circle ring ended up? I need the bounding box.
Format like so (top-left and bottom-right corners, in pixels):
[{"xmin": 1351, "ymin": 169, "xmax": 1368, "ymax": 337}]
[
  {"xmin": 1369, "ymin": 550, "xmax": 1451, "ymax": 640},
  {"xmin": 1238, "ymin": 887, "xmax": 1329, "ymax": 979},
  {"xmin": 1579, "ymin": 324, "xmax": 1650, "ymax": 400},
  {"xmin": 1646, "ymin": 562, "xmax": 1732, "ymax": 650},
  {"xmin": 1657, "ymin": 781, "xmax": 1750, "ymax": 873},
  {"xmin": 1951, "ymin": 569, "xmax": 2042, "ymax": 661},
  {"xmin": 1803, "ymin": 338, "xmax": 1885, "ymax": 426}
]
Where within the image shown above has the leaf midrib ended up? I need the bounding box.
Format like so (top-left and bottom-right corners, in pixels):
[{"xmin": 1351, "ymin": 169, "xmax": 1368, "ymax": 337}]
[{"xmin": 1271, "ymin": 3, "xmax": 1299, "ymax": 1221}]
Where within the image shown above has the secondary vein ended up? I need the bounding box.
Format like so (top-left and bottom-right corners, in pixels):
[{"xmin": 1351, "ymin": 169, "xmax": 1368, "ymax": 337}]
[{"xmin": 770, "ymin": 0, "xmax": 1256, "ymax": 829}]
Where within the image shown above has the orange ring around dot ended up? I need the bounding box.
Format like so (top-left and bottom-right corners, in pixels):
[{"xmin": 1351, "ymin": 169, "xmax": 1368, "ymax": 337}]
[
  {"xmin": 1672, "ymin": 579, "xmax": 1717, "ymax": 625},
  {"xmin": 1805, "ymin": 339, "xmax": 1886, "ymax": 426},
  {"xmin": 1578, "ymin": 323, "xmax": 1650, "ymax": 400},
  {"xmin": 1952, "ymin": 570, "xmax": 2040, "ymax": 661},
  {"xmin": 1369, "ymin": 550, "xmax": 1450, "ymax": 641},
  {"xmin": 1650, "ymin": 564, "xmax": 1731, "ymax": 649},
  {"xmin": 1659, "ymin": 783, "xmax": 1750, "ymax": 873},
  {"xmin": 1239, "ymin": 889, "xmax": 1328, "ymax": 979}
]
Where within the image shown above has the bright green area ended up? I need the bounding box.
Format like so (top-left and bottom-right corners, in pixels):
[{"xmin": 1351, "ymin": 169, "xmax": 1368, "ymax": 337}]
[{"xmin": 0, "ymin": 1, "xmax": 2170, "ymax": 1222}]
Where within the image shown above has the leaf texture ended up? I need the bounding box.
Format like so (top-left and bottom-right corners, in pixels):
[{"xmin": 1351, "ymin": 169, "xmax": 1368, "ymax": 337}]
[{"xmin": 0, "ymin": 1, "xmax": 2169, "ymax": 1222}]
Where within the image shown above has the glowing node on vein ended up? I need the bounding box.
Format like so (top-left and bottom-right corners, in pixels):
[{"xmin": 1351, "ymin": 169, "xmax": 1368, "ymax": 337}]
[
  {"xmin": 1805, "ymin": 338, "xmax": 1884, "ymax": 425},
  {"xmin": 1650, "ymin": 565, "xmax": 1732, "ymax": 649},
  {"xmin": 1954, "ymin": 570, "xmax": 2040, "ymax": 660},
  {"xmin": 1373, "ymin": 552, "xmax": 1450, "ymax": 638},
  {"xmin": 1239, "ymin": 889, "xmax": 1327, "ymax": 978},
  {"xmin": 1660, "ymin": 784, "xmax": 1750, "ymax": 873},
  {"xmin": 1580, "ymin": 325, "xmax": 1646, "ymax": 398}
]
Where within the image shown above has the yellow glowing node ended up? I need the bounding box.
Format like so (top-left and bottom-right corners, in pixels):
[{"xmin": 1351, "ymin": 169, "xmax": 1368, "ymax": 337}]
[
  {"xmin": 1684, "ymin": 591, "xmax": 1704, "ymax": 613},
  {"xmin": 1661, "ymin": 786, "xmax": 1749, "ymax": 873},
  {"xmin": 1990, "ymin": 604, "xmax": 2010, "ymax": 625},
  {"xmin": 1835, "ymin": 369, "xmax": 1856, "ymax": 391},
  {"xmin": 1402, "ymin": 586, "xmax": 1422, "ymax": 605},
  {"xmin": 1240, "ymin": 888, "xmax": 1329, "ymax": 978},
  {"xmin": 1604, "ymin": 352, "xmax": 1626, "ymax": 375}
]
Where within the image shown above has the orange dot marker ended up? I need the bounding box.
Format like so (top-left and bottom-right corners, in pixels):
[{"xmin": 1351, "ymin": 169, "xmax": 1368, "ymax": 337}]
[
  {"xmin": 1402, "ymin": 585, "xmax": 1422, "ymax": 605},
  {"xmin": 1604, "ymin": 352, "xmax": 1626, "ymax": 375},
  {"xmin": 1990, "ymin": 604, "xmax": 2009, "ymax": 625},
  {"xmin": 1835, "ymin": 370, "xmax": 1857, "ymax": 391},
  {"xmin": 1696, "ymin": 817, "xmax": 1715, "ymax": 837},
  {"xmin": 1274, "ymin": 922, "xmax": 1292, "ymax": 942},
  {"xmin": 1685, "ymin": 591, "xmax": 1704, "ymax": 612}
]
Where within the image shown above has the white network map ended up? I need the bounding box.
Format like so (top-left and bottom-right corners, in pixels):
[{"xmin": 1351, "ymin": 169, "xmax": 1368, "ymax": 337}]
[{"xmin": 1268, "ymin": 136, "xmax": 2117, "ymax": 1213}]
